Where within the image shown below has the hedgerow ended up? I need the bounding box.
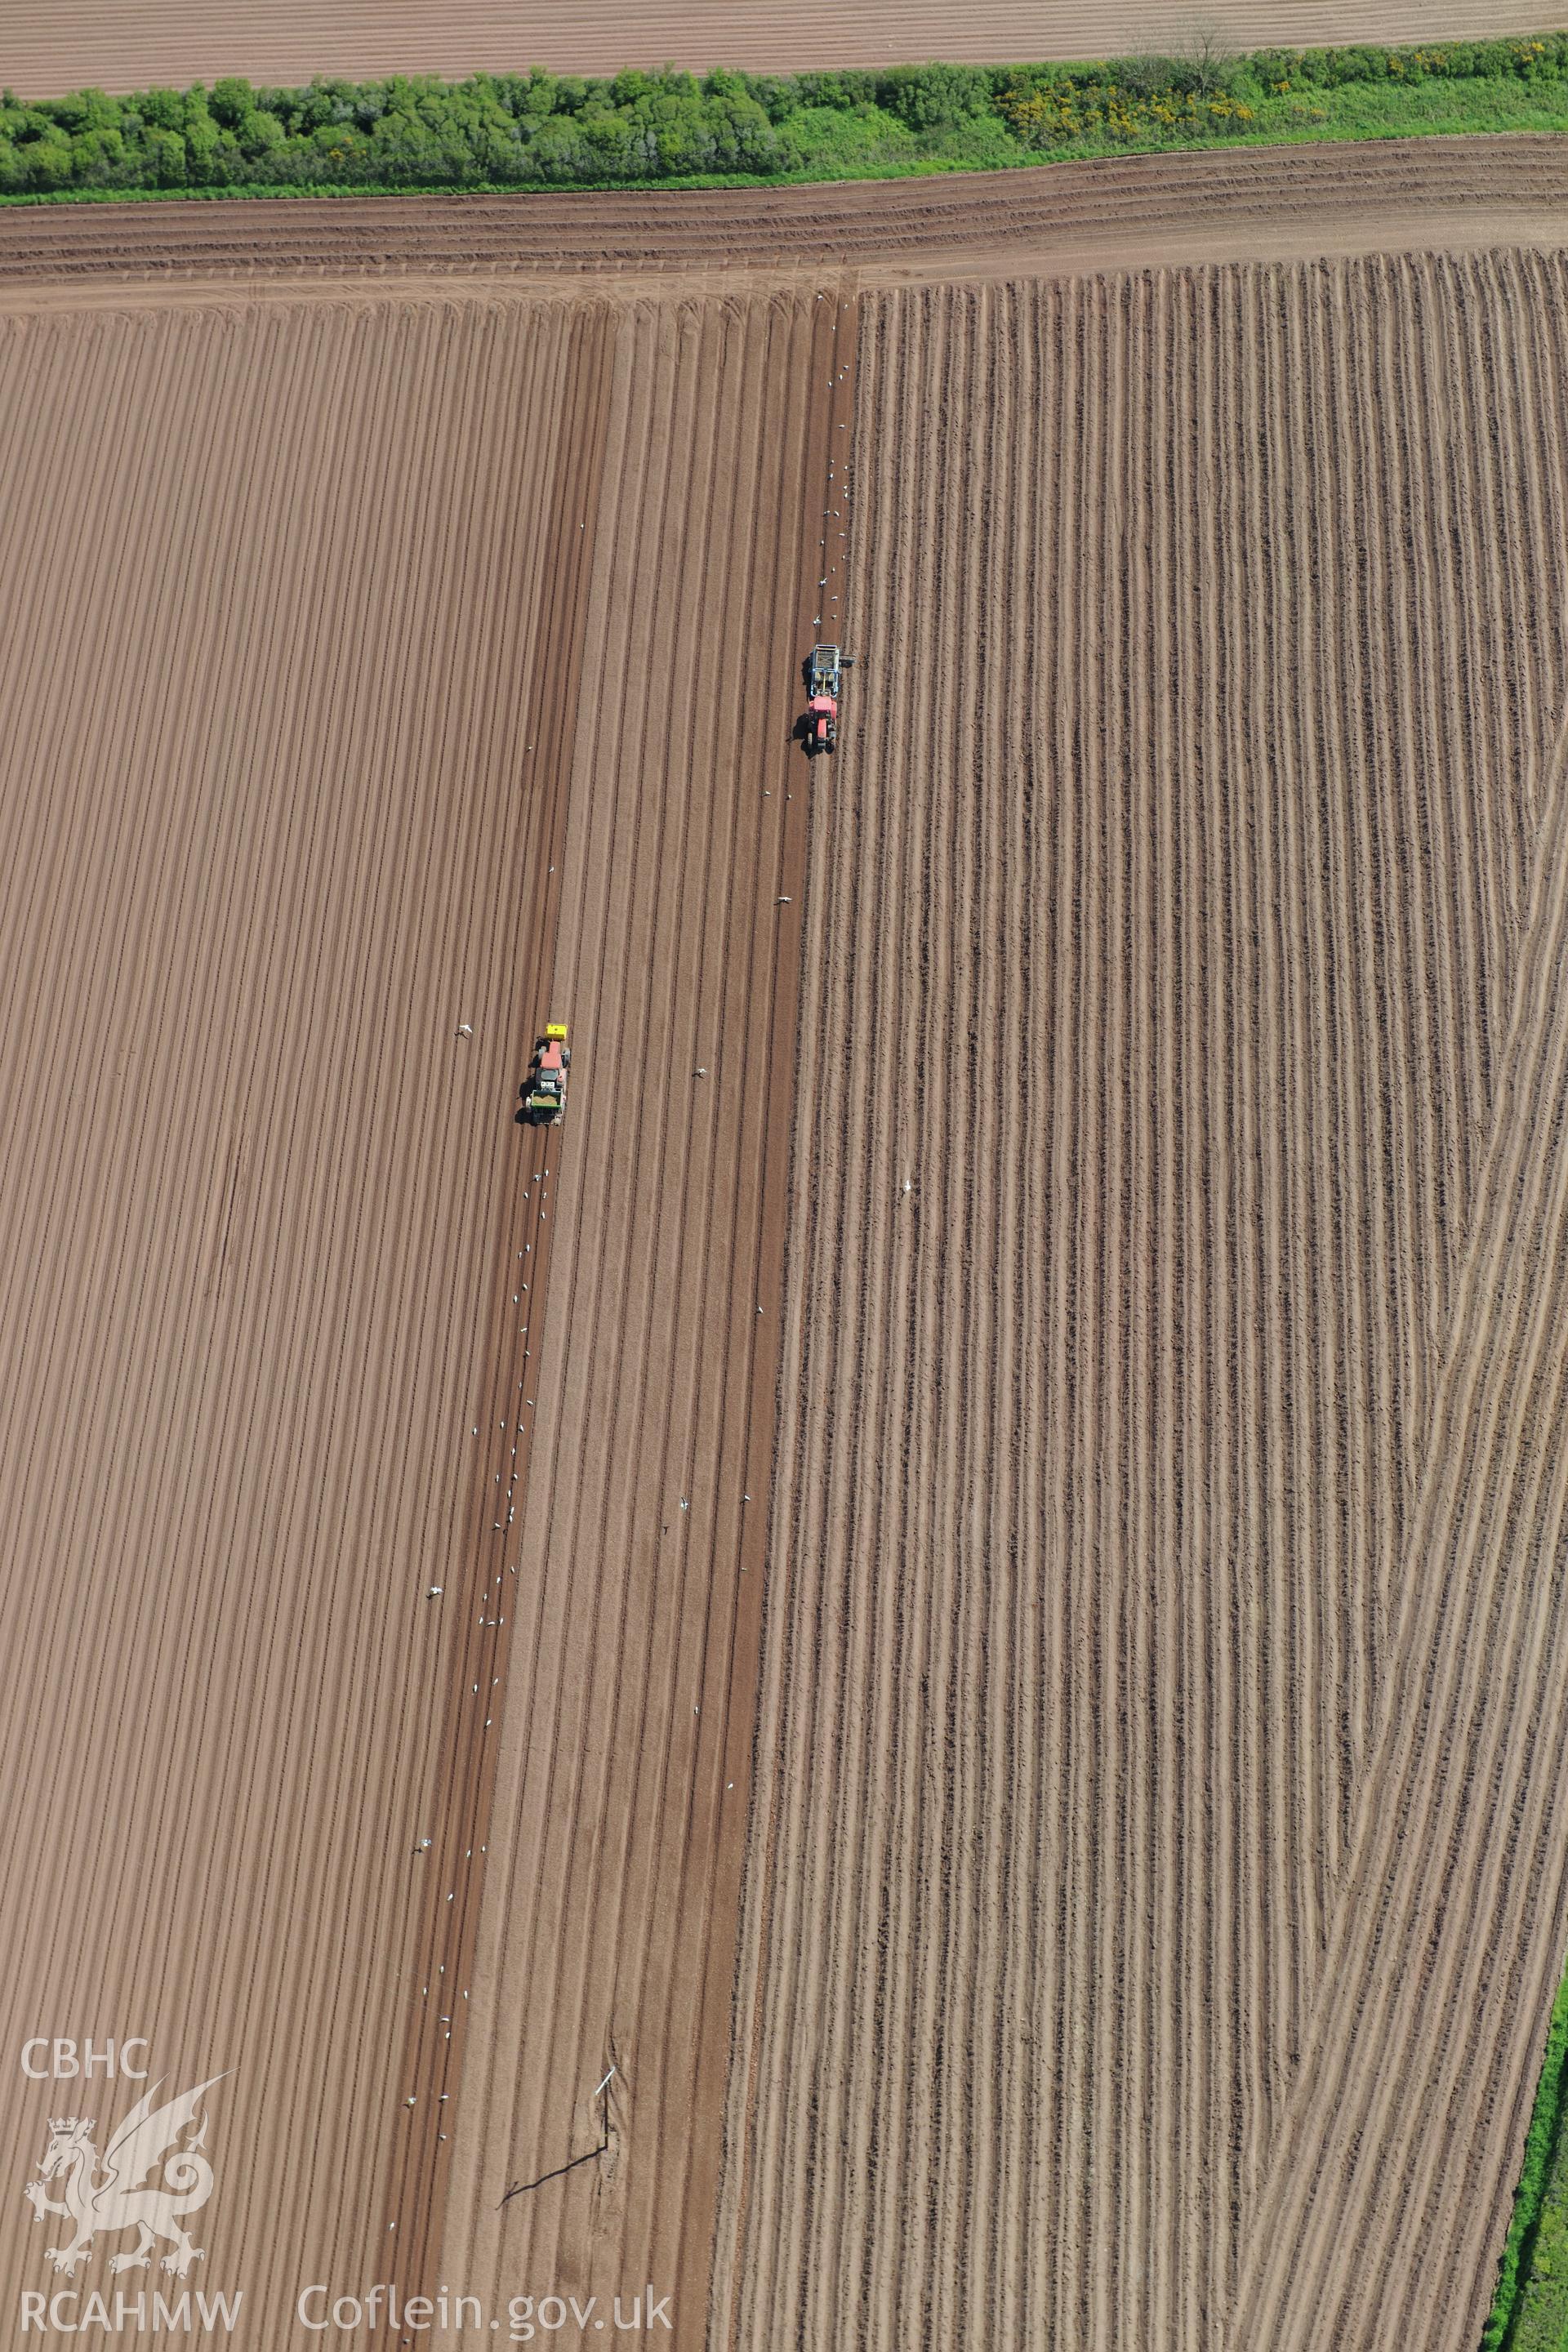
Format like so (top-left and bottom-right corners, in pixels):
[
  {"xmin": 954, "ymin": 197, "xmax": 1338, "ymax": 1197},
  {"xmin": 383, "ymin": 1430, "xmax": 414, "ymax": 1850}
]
[
  {"xmin": 0, "ymin": 68, "xmax": 791, "ymax": 193},
  {"xmin": 2, "ymin": 34, "xmax": 1568, "ymax": 197}
]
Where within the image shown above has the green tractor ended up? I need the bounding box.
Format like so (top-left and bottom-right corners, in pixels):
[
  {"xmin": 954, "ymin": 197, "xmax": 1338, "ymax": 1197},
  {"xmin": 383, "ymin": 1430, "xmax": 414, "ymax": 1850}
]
[{"xmin": 522, "ymin": 1022, "xmax": 570, "ymax": 1124}]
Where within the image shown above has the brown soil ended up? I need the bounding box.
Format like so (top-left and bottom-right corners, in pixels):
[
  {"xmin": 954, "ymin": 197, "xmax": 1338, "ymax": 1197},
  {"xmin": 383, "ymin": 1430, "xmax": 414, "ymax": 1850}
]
[
  {"xmin": 7, "ymin": 0, "xmax": 1561, "ymax": 100},
  {"xmin": 5, "ymin": 143, "xmax": 1568, "ymax": 2352},
  {"xmin": 418, "ymin": 277, "xmax": 864, "ymax": 2344},
  {"xmin": 1232, "ymin": 713, "xmax": 1568, "ymax": 2345},
  {"xmin": 714, "ymin": 252, "xmax": 1568, "ymax": 2352},
  {"xmin": 0, "ymin": 252, "xmax": 853, "ymax": 2347},
  {"xmin": 0, "ymin": 289, "xmax": 597, "ymax": 2336},
  {"xmin": 5, "ymin": 136, "xmax": 1568, "ymax": 305}
]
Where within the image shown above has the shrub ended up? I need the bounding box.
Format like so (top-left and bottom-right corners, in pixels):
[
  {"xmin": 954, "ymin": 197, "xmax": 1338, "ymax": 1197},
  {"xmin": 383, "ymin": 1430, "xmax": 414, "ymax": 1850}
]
[
  {"xmin": 23, "ymin": 130, "xmax": 74, "ymax": 187},
  {"xmin": 208, "ymin": 77, "xmax": 256, "ymax": 127},
  {"xmin": 879, "ymin": 62, "xmax": 991, "ymax": 128},
  {"xmin": 525, "ymin": 115, "xmax": 592, "ymax": 182},
  {"xmin": 1115, "ymin": 54, "xmax": 1187, "ymax": 99},
  {"xmin": 237, "ymin": 109, "xmax": 284, "ymax": 159},
  {"xmin": 147, "ymin": 127, "xmax": 186, "ymax": 185},
  {"xmin": 135, "ymin": 86, "xmax": 185, "ymax": 130}
]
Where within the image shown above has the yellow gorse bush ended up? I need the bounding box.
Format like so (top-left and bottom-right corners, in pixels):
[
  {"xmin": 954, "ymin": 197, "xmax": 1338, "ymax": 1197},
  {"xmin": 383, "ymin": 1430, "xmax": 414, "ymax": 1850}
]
[{"xmin": 998, "ymin": 79, "xmax": 1257, "ymax": 146}]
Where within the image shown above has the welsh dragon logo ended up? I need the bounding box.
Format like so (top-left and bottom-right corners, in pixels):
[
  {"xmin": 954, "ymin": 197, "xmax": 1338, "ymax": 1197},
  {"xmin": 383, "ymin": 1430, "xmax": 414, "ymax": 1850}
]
[{"xmin": 23, "ymin": 2074, "xmax": 225, "ymax": 2278}]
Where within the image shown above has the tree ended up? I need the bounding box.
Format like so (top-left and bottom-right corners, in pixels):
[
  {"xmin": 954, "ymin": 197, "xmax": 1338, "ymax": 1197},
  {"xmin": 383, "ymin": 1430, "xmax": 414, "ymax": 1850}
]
[
  {"xmin": 208, "ymin": 77, "xmax": 256, "ymax": 127},
  {"xmin": 1174, "ymin": 22, "xmax": 1241, "ymax": 95}
]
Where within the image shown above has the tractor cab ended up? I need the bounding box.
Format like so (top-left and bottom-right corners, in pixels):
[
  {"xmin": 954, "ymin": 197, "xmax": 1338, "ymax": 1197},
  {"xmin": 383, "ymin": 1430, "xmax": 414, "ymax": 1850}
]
[
  {"xmin": 523, "ymin": 1022, "xmax": 571, "ymax": 1124},
  {"xmin": 804, "ymin": 644, "xmax": 855, "ymax": 755}
]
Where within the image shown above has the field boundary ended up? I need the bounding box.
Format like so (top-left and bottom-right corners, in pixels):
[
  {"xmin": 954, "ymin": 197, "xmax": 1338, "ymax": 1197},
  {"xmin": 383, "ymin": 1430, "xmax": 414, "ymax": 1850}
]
[
  {"xmin": 6, "ymin": 38, "xmax": 1568, "ymax": 203},
  {"xmin": 1481, "ymin": 1965, "xmax": 1568, "ymax": 2347}
]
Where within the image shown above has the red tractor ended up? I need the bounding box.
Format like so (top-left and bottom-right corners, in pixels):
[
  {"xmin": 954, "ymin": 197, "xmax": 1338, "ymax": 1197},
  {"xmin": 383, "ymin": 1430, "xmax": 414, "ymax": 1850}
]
[{"xmin": 804, "ymin": 644, "xmax": 855, "ymax": 754}]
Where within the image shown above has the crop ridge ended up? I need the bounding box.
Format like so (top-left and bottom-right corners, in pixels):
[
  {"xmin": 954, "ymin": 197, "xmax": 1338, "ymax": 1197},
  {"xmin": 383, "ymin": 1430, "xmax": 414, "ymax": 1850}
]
[
  {"xmin": 0, "ymin": 286, "xmax": 590, "ymax": 2327},
  {"xmin": 1228, "ymin": 713, "xmax": 1568, "ymax": 2350},
  {"xmin": 7, "ymin": 169, "xmax": 1568, "ymax": 2352},
  {"xmin": 1231, "ymin": 239, "xmax": 1568, "ymax": 2280},
  {"xmin": 6, "ymin": 0, "xmax": 1563, "ymax": 97},
  {"xmin": 713, "ymin": 246, "xmax": 1568, "ymax": 2350},
  {"xmin": 421, "ymin": 279, "xmax": 859, "ymax": 2330},
  {"xmin": 7, "ymin": 137, "xmax": 1568, "ymax": 305}
]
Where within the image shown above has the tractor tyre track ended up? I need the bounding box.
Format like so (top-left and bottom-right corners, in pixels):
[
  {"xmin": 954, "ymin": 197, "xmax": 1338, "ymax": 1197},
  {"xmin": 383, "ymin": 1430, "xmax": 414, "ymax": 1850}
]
[
  {"xmin": 678, "ymin": 272, "xmax": 860, "ymax": 2344},
  {"xmin": 418, "ymin": 283, "xmax": 858, "ymax": 2345}
]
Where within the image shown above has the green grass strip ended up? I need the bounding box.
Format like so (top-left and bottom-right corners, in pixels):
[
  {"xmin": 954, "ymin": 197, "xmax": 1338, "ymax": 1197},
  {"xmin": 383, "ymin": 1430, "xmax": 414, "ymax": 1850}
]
[
  {"xmin": 1484, "ymin": 1965, "xmax": 1568, "ymax": 2350},
  {"xmin": 5, "ymin": 37, "xmax": 1568, "ymax": 203}
]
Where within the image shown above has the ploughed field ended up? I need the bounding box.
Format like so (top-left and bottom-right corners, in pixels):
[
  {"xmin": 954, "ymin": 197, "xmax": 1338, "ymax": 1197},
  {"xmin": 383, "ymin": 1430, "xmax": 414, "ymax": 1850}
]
[
  {"xmin": 717, "ymin": 250, "xmax": 1568, "ymax": 2350},
  {"xmin": 3, "ymin": 147, "xmax": 1568, "ymax": 2352},
  {"xmin": 6, "ymin": 138, "xmax": 1568, "ymax": 304},
  {"xmin": 0, "ymin": 274, "xmax": 838, "ymax": 2341},
  {"xmin": 7, "ymin": 0, "xmax": 1562, "ymax": 99}
]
